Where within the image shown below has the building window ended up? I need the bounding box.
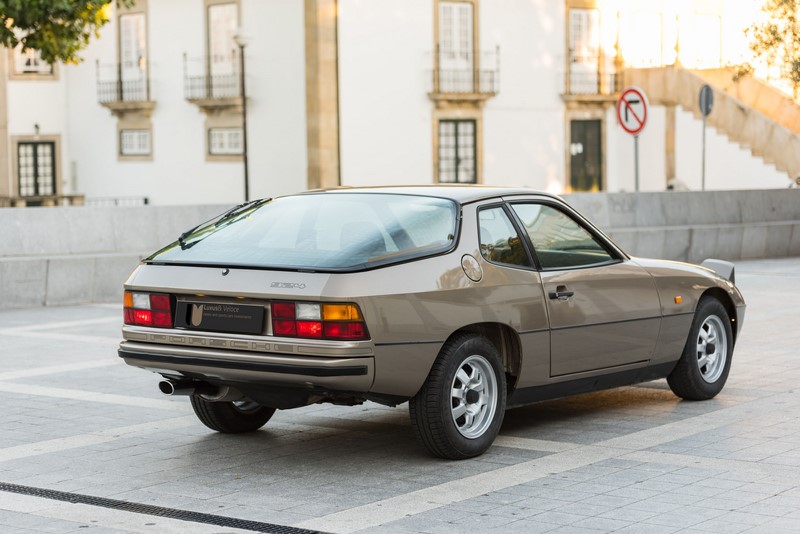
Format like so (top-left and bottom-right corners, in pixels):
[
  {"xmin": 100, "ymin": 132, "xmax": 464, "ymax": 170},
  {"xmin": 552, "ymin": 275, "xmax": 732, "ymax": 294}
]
[
  {"xmin": 120, "ymin": 129, "xmax": 152, "ymax": 156},
  {"xmin": 13, "ymin": 47, "xmax": 54, "ymax": 75},
  {"xmin": 209, "ymin": 127, "xmax": 243, "ymax": 155},
  {"xmin": 208, "ymin": 2, "xmax": 239, "ymax": 98},
  {"xmin": 438, "ymin": 1, "xmax": 474, "ymax": 93},
  {"xmin": 18, "ymin": 142, "xmax": 56, "ymax": 197},
  {"xmin": 119, "ymin": 12, "xmax": 148, "ymax": 101},
  {"xmin": 568, "ymin": 9, "xmax": 601, "ymax": 94},
  {"xmin": 438, "ymin": 119, "xmax": 476, "ymax": 183}
]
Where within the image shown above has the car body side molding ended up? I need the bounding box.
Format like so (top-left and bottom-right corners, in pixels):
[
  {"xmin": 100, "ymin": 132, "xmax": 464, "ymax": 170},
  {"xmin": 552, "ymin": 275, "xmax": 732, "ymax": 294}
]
[{"xmin": 507, "ymin": 361, "xmax": 677, "ymax": 408}]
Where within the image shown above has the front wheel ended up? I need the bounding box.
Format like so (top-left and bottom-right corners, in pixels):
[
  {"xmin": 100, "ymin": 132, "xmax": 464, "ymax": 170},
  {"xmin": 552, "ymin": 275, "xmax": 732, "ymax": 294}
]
[
  {"xmin": 409, "ymin": 334, "xmax": 506, "ymax": 459},
  {"xmin": 190, "ymin": 396, "xmax": 276, "ymax": 433},
  {"xmin": 667, "ymin": 297, "xmax": 733, "ymax": 400}
]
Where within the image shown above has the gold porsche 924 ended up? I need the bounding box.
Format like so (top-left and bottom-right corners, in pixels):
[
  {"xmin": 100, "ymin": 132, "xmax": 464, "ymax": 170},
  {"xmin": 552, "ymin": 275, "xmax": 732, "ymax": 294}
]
[{"xmin": 119, "ymin": 186, "xmax": 745, "ymax": 459}]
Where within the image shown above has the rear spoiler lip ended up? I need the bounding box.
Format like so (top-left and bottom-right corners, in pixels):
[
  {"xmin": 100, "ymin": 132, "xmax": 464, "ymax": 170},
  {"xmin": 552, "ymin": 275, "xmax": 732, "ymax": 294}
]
[{"xmin": 701, "ymin": 259, "xmax": 735, "ymax": 284}]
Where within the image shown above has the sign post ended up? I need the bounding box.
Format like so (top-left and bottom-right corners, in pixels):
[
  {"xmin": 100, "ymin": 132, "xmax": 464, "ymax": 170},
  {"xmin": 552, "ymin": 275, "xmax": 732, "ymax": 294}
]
[
  {"xmin": 699, "ymin": 84, "xmax": 714, "ymax": 191},
  {"xmin": 616, "ymin": 87, "xmax": 649, "ymax": 191}
]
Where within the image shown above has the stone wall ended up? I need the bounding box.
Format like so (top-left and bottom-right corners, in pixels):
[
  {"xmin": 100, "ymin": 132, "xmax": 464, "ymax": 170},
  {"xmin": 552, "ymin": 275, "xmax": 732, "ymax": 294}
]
[
  {"xmin": 0, "ymin": 204, "xmax": 226, "ymax": 309},
  {"xmin": 1, "ymin": 189, "xmax": 798, "ymax": 308},
  {"xmin": 564, "ymin": 189, "xmax": 800, "ymax": 263}
]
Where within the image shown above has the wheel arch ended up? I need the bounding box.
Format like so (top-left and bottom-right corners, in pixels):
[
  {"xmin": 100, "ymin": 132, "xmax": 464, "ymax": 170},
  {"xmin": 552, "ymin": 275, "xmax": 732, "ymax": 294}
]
[
  {"xmin": 443, "ymin": 322, "xmax": 522, "ymax": 395},
  {"xmin": 700, "ymin": 287, "xmax": 738, "ymax": 342}
]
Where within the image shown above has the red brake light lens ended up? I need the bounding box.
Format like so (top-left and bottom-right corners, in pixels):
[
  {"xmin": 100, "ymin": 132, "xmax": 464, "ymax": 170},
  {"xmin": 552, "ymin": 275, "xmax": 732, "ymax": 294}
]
[
  {"xmin": 133, "ymin": 309, "xmax": 153, "ymax": 326},
  {"xmin": 323, "ymin": 322, "xmax": 366, "ymax": 340},
  {"xmin": 150, "ymin": 294, "xmax": 171, "ymax": 311},
  {"xmin": 273, "ymin": 319, "xmax": 297, "ymax": 336},
  {"xmin": 272, "ymin": 302, "xmax": 296, "ymax": 318},
  {"xmin": 297, "ymin": 321, "xmax": 323, "ymax": 338}
]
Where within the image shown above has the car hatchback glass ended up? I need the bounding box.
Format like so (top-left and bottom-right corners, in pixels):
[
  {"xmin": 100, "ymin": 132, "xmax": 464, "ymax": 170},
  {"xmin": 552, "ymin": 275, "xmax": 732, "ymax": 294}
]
[{"xmin": 149, "ymin": 193, "xmax": 458, "ymax": 271}]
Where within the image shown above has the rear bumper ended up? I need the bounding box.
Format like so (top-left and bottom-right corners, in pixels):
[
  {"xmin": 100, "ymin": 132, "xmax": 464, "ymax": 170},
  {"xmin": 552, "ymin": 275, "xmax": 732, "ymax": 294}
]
[{"xmin": 118, "ymin": 340, "xmax": 375, "ymax": 392}]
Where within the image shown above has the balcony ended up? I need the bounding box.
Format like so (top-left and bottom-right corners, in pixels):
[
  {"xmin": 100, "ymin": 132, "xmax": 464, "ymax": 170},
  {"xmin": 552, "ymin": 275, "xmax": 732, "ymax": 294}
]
[
  {"xmin": 183, "ymin": 54, "xmax": 243, "ymax": 114},
  {"xmin": 0, "ymin": 194, "xmax": 85, "ymax": 208},
  {"xmin": 430, "ymin": 47, "xmax": 499, "ymax": 105},
  {"xmin": 563, "ymin": 54, "xmax": 622, "ymax": 102},
  {"xmin": 96, "ymin": 62, "xmax": 155, "ymax": 117}
]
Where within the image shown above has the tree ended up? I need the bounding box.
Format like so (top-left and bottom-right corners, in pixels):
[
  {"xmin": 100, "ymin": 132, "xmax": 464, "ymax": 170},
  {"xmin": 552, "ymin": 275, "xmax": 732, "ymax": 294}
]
[
  {"xmin": 0, "ymin": 1, "xmax": 132, "ymax": 64},
  {"xmin": 744, "ymin": 0, "xmax": 800, "ymax": 99}
]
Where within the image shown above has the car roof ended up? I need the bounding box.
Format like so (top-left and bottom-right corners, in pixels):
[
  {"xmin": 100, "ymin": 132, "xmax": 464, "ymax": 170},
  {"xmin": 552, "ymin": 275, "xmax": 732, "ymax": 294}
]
[{"xmin": 300, "ymin": 184, "xmax": 561, "ymax": 204}]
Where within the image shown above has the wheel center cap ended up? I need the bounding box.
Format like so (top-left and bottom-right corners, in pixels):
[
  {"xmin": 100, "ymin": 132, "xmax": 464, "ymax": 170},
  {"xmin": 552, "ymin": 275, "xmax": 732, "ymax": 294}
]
[
  {"xmin": 706, "ymin": 343, "xmax": 716, "ymax": 355},
  {"xmin": 466, "ymin": 390, "xmax": 480, "ymax": 404}
]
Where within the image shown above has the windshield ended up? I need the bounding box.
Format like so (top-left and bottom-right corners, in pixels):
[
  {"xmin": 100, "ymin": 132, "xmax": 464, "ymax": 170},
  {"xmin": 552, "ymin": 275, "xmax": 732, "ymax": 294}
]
[{"xmin": 147, "ymin": 193, "xmax": 459, "ymax": 271}]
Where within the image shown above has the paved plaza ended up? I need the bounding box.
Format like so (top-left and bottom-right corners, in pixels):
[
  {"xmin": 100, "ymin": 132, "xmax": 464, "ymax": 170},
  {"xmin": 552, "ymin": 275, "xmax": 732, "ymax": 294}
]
[{"xmin": 0, "ymin": 257, "xmax": 799, "ymax": 533}]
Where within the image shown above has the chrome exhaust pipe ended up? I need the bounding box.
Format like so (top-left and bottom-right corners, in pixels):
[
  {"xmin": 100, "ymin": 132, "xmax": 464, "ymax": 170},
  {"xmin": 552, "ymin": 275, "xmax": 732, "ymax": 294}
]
[{"xmin": 158, "ymin": 379, "xmax": 215, "ymax": 397}]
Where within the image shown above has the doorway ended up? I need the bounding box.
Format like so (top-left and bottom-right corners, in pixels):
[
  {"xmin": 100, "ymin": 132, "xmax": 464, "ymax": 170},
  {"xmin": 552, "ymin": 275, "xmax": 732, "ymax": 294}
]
[{"xmin": 569, "ymin": 119, "xmax": 602, "ymax": 192}]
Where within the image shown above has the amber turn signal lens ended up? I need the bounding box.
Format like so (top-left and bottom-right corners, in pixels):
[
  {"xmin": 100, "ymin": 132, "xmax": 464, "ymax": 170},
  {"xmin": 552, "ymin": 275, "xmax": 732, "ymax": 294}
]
[
  {"xmin": 674, "ymin": 296, "xmax": 683, "ymax": 304},
  {"xmin": 123, "ymin": 291, "xmax": 133, "ymax": 308},
  {"xmin": 322, "ymin": 304, "xmax": 362, "ymax": 321}
]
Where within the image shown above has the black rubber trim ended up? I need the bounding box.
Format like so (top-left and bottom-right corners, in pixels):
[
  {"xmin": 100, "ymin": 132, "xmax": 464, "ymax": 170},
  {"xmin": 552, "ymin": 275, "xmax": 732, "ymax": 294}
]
[
  {"xmin": 507, "ymin": 361, "xmax": 677, "ymax": 408},
  {"xmin": 119, "ymin": 349, "xmax": 368, "ymax": 377},
  {"xmin": 0, "ymin": 482, "xmax": 326, "ymax": 534},
  {"xmin": 374, "ymin": 339, "xmax": 444, "ymax": 347}
]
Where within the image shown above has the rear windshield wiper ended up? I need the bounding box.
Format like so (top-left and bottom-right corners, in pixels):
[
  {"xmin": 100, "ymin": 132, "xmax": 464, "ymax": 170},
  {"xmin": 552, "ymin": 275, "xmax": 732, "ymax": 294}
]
[{"xmin": 177, "ymin": 197, "xmax": 271, "ymax": 248}]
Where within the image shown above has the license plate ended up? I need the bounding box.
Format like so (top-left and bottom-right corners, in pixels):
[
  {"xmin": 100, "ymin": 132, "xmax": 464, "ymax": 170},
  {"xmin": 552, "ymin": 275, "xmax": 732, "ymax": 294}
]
[{"xmin": 174, "ymin": 301, "xmax": 265, "ymax": 335}]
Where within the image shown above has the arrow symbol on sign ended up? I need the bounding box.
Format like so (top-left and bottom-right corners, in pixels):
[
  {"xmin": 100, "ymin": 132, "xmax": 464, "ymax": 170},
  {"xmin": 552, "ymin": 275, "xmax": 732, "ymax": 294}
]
[{"xmin": 624, "ymin": 98, "xmax": 642, "ymax": 125}]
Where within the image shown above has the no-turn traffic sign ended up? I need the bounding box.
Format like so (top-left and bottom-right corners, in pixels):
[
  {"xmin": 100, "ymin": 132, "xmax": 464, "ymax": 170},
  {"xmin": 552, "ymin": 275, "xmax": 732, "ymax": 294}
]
[{"xmin": 616, "ymin": 87, "xmax": 649, "ymax": 136}]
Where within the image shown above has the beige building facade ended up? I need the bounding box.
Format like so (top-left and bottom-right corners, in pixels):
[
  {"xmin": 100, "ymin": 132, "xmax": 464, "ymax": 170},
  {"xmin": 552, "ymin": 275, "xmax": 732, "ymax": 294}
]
[{"xmin": 0, "ymin": 0, "xmax": 795, "ymax": 207}]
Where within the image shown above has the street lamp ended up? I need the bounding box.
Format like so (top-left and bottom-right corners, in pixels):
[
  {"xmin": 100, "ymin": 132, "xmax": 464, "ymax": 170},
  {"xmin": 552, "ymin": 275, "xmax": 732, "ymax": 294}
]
[{"xmin": 234, "ymin": 29, "xmax": 250, "ymax": 202}]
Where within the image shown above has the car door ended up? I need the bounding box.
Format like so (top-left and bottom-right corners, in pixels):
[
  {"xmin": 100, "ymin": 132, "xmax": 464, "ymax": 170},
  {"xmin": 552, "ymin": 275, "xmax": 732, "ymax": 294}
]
[{"xmin": 508, "ymin": 201, "xmax": 661, "ymax": 377}]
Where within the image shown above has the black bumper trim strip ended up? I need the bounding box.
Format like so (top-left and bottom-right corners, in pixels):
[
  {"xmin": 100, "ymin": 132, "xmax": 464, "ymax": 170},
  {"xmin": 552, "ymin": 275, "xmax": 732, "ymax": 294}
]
[
  {"xmin": 0, "ymin": 482, "xmax": 325, "ymax": 534},
  {"xmin": 118, "ymin": 349, "xmax": 369, "ymax": 377}
]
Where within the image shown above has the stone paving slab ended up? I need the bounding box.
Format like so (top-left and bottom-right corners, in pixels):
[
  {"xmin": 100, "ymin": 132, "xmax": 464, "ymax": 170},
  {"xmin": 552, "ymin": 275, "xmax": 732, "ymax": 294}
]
[{"xmin": 0, "ymin": 258, "xmax": 799, "ymax": 533}]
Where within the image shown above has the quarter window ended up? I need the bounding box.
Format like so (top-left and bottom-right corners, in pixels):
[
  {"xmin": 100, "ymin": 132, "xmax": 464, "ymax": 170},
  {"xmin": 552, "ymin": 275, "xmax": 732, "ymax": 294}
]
[
  {"xmin": 478, "ymin": 207, "xmax": 530, "ymax": 268},
  {"xmin": 510, "ymin": 204, "xmax": 614, "ymax": 270}
]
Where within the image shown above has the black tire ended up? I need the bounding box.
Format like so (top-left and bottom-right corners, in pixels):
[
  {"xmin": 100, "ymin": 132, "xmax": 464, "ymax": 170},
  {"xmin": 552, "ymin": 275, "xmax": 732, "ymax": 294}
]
[
  {"xmin": 190, "ymin": 396, "xmax": 276, "ymax": 433},
  {"xmin": 667, "ymin": 297, "xmax": 733, "ymax": 401},
  {"xmin": 409, "ymin": 334, "xmax": 506, "ymax": 460}
]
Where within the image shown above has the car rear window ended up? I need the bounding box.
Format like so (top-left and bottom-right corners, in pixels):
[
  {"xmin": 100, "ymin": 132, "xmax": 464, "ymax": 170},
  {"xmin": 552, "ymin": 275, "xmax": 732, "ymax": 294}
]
[{"xmin": 147, "ymin": 193, "xmax": 459, "ymax": 271}]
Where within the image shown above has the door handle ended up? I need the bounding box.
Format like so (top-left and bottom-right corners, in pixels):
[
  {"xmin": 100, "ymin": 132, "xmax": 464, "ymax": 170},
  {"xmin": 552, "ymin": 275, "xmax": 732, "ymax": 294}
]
[{"xmin": 548, "ymin": 285, "xmax": 574, "ymax": 301}]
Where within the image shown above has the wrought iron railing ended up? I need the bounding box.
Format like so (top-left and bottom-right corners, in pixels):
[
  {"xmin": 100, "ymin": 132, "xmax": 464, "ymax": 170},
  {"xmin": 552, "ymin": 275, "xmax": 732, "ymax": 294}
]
[
  {"xmin": 183, "ymin": 54, "xmax": 241, "ymax": 100},
  {"xmin": 96, "ymin": 62, "xmax": 151, "ymax": 103},
  {"xmin": 432, "ymin": 46, "xmax": 500, "ymax": 96},
  {"xmin": 565, "ymin": 54, "xmax": 621, "ymax": 96},
  {"xmin": 84, "ymin": 196, "xmax": 149, "ymax": 207}
]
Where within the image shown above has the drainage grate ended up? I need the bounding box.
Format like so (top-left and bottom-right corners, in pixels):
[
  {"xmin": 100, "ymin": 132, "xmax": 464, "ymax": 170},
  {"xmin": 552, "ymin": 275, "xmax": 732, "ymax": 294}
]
[{"xmin": 0, "ymin": 482, "xmax": 327, "ymax": 534}]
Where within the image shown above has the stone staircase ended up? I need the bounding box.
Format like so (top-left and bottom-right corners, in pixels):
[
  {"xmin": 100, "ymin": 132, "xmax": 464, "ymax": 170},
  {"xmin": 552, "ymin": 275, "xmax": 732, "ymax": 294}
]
[{"xmin": 624, "ymin": 65, "xmax": 800, "ymax": 182}]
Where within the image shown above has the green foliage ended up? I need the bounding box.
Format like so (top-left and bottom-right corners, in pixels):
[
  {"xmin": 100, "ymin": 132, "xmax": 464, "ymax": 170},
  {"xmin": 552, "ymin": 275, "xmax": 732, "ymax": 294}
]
[
  {"xmin": 744, "ymin": 0, "xmax": 800, "ymax": 98},
  {"xmin": 0, "ymin": 0, "xmax": 133, "ymax": 64}
]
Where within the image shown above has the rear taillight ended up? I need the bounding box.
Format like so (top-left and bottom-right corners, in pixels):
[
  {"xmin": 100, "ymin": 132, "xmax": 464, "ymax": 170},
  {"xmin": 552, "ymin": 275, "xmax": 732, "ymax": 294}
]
[
  {"xmin": 124, "ymin": 291, "xmax": 173, "ymax": 328},
  {"xmin": 272, "ymin": 302, "xmax": 368, "ymax": 340}
]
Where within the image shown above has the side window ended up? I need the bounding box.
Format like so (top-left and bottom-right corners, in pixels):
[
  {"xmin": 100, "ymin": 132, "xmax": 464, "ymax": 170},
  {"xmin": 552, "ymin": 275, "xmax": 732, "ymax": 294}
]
[
  {"xmin": 478, "ymin": 207, "xmax": 531, "ymax": 268},
  {"xmin": 510, "ymin": 203, "xmax": 615, "ymax": 270}
]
